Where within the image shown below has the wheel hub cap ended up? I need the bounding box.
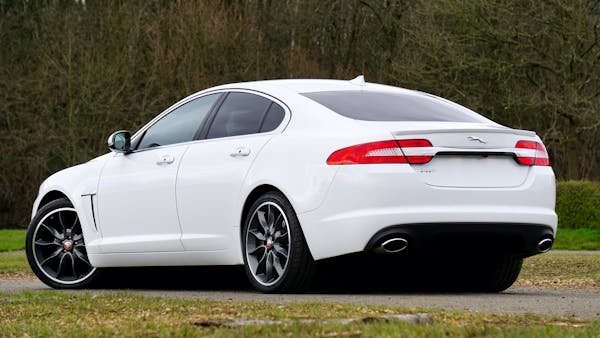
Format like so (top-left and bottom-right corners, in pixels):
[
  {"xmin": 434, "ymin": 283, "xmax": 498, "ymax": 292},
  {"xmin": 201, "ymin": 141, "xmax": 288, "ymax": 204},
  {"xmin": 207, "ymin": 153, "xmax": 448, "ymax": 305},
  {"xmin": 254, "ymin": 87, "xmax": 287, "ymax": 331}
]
[
  {"xmin": 62, "ymin": 240, "xmax": 73, "ymax": 251},
  {"xmin": 265, "ymin": 238, "xmax": 273, "ymax": 249}
]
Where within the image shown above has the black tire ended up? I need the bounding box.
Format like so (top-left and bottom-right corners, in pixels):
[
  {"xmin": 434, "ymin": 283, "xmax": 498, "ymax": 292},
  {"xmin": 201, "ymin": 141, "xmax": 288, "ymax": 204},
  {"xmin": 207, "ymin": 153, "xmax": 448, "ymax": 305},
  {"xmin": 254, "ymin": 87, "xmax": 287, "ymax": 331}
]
[
  {"xmin": 242, "ymin": 192, "xmax": 315, "ymax": 293},
  {"xmin": 479, "ymin": 256, "xmax": 523, "ymax": 292},
  {"xmin": 26, "ymin": 198, "xmax": 101, "ymax": 289}
]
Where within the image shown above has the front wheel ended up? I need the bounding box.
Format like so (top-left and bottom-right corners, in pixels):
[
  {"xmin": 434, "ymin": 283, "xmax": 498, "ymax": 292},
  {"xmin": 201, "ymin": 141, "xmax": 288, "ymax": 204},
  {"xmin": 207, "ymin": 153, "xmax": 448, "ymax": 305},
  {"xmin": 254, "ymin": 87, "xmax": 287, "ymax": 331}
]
[
  {"xmin": 242, "ymin": 192, "xmax": 315, "ymax": 293},
  {"xmin": 26, "ymin": 198, "xmax": 101, "ymax": 289}
]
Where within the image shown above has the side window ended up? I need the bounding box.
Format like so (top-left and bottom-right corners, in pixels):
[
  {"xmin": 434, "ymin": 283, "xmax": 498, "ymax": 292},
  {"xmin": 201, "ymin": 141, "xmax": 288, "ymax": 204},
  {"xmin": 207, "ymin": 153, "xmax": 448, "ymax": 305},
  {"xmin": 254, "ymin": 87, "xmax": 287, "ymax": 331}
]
[
  {"xmin": 207, "ymin": 92, "xmax": 271, "ymax": 139},
  {"xmin": 259, "ymin": 103, "xmax": 285, "ymax": 132},
  {"xmin": 138, "ymin": 93, "xmax": 220, "ymax": 149}
]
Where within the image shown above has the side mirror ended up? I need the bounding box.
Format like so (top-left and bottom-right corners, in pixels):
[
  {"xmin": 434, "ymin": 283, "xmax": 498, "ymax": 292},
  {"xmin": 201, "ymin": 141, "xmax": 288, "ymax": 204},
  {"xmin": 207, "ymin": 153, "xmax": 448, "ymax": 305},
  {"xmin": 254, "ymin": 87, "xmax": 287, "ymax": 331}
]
[{"xmin": 107, "ymin": 130, "xmax": 131, "ymax": 154}]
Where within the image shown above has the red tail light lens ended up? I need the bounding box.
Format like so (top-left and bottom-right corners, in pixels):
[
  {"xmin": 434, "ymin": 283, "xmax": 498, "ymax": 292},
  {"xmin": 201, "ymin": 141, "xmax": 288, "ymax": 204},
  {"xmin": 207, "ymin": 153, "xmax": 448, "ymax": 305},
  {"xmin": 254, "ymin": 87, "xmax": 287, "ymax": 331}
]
[
  {"xmin": 326, "ymin": 140, "xmax": 406, "ymax": 164},
  {"xmin": 515, "ymin": 140, "xmax": 550, "ymax": 166},
  {"xmin": 397, "ymin": 139, "xmax": 433, "ymax": 164},
  {"xmin": 326, "ymin": 139, "xmax": 433, "ymax": 165}
]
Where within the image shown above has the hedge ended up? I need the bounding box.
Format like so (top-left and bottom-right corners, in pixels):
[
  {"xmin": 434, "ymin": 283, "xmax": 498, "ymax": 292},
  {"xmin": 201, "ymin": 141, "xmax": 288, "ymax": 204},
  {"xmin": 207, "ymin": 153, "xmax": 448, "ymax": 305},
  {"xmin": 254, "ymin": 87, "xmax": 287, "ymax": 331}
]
[{"xmin": 557, "ymin": 181, "xmax": 600, "ymax": 231}]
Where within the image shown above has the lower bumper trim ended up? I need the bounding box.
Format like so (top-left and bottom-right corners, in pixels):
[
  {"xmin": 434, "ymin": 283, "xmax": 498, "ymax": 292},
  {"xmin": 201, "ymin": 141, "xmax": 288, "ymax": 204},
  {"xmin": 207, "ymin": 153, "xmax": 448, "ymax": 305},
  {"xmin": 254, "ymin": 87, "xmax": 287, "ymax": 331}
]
[{"xmin": 365, "ymin": 223, "xmax": 554, "ymax": 258}]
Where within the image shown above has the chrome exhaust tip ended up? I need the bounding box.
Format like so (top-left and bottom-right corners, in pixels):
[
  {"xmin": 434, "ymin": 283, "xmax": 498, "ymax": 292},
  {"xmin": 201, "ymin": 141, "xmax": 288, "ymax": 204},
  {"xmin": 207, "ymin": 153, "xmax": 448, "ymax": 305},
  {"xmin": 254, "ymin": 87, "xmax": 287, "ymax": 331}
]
[
  {"xmin": 374, "ymin": 237, "xmax": 408, "ymax": 254},
  {"xmin": 537, "ymin": 238, "xmax": 553, "ymax": 253}
]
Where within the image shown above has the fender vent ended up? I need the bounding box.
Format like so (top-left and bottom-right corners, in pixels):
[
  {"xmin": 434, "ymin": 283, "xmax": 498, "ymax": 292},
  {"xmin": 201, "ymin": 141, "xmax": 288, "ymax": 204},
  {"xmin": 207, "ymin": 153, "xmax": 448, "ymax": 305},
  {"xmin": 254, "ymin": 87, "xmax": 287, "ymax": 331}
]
[{"xmin": 89, "ymin": 195, "xmax": 98, "ymax": 231}]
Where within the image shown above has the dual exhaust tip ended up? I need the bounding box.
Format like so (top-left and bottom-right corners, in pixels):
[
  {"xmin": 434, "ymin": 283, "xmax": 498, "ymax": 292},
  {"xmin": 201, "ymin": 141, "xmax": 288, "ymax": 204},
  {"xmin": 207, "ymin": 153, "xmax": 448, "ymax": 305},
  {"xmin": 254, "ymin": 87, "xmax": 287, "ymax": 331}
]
[
  {"xmin": 373, "ymin": 236, "xmax": 553, "ymax": 254},
  {"xmin": 537, "ymin": 237, "xmax": 553, "ymax": 253},
  {"xmin": 373, "ymin": 237, "xmax": 408, "ymax": 254}
]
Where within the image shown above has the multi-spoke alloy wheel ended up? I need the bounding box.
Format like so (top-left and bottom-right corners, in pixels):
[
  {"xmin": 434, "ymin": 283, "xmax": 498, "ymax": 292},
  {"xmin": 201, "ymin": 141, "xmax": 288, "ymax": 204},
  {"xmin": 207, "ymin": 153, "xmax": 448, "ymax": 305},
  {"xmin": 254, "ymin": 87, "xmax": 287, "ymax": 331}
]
[
  {"xmin": 26, "ymin": 198, "xmax": 98, "ymax": 288},
  {"xmin": 245, "ymin": 202, "xmax": 291, "ymax": 286},
  {"xmin": 242, "ymin": 192, "xmax": 315, "ymax": 293}
]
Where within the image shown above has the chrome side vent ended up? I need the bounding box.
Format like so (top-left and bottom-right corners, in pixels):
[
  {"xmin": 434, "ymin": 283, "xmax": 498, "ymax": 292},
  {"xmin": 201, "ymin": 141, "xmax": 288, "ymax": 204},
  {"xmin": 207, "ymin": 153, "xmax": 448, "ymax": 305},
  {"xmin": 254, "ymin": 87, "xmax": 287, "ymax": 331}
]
[{"xmin": 89, "ymin": 195, "xmax": 98, "ymax": 231}]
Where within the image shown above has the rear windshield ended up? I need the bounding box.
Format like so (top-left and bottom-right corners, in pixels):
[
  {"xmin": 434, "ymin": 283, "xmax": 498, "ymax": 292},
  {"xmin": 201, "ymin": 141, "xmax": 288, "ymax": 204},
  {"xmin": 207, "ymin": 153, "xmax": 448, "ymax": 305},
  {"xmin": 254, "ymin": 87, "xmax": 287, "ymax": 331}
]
[{"xmin": 301, "ymin": 90, "xmax": 484, "ymax": 122}]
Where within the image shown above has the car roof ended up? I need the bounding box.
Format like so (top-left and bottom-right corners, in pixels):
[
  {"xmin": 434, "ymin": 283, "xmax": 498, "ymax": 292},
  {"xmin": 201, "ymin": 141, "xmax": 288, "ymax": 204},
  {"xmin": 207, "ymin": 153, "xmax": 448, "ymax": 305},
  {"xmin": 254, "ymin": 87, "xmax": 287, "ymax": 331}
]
[{"xmin": 209, "ymin": 78, "xmax": 417, "ymax": 96}]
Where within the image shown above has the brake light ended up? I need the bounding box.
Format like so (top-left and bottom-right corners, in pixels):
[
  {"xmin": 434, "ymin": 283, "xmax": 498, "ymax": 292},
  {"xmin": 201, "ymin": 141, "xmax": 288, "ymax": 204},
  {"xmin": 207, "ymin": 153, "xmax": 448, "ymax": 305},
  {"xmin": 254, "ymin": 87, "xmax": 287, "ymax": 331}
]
[
  {"xmin": 515, "ymin": 140, "xmax": 550, "ymax": 166},
  {"xmin": 326, "ymin": 139, "xmax": 433, "ymax": 165}
]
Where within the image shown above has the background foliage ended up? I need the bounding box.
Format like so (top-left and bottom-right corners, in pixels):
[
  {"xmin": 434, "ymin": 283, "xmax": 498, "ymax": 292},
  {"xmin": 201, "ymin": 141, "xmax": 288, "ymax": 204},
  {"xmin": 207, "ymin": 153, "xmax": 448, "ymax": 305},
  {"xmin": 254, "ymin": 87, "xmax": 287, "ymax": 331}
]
[
  {"xmin": 0, "ymin": 0, "xmax": 598, "ymax": 227},
  {"xmin": 556, "ymin": 180, "xmax": 600, "ymax": 231}
]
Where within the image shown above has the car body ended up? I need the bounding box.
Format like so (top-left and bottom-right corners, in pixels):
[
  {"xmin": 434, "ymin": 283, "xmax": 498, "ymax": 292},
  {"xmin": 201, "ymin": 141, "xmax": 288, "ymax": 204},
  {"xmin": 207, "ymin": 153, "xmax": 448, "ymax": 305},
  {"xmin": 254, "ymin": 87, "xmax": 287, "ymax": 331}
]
[{"xmin": 27, "ymin": 77, "xmax": 557, "ymax": 292}]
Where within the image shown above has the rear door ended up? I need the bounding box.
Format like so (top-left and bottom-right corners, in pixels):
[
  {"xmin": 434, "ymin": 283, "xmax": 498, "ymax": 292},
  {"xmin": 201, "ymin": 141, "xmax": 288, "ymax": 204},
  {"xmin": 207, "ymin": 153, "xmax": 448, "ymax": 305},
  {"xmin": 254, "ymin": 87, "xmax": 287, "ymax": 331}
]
[{"xmin": 176, "ymin": 91, "xmax": 288, "ymax": 252}]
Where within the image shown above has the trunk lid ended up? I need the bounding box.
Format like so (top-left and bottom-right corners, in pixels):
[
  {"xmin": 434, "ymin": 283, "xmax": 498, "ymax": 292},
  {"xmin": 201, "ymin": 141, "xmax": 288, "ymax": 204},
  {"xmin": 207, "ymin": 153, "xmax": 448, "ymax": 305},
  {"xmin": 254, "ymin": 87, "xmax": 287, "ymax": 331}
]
[{"xmin": 360, "ymin": 122, "xmax": 536, "ymax": 188}]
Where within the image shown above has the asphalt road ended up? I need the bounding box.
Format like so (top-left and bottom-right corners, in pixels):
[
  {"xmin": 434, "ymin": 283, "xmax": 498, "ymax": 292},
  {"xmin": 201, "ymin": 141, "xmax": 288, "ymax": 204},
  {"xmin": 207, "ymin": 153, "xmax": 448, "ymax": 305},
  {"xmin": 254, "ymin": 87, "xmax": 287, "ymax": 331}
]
[{"xmin": 2, "ymin": 278, "xmax": 599, "ymax": 319}]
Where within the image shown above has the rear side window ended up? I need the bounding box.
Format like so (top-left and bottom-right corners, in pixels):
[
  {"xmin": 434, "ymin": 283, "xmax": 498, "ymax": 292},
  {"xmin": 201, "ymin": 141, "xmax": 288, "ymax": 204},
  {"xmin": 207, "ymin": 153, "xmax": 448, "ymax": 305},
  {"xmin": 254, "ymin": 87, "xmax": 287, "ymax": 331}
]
[
  {"xmin": 207, "ymin": 92, "xmax": 284, "ymax": 139},
  {"xmin": 260, "ymin": 103, "xmax": 285, "ymax": 132},
  {"xmin": 301, "ymin": 90, "xmax": 484, "ymax": 122}
]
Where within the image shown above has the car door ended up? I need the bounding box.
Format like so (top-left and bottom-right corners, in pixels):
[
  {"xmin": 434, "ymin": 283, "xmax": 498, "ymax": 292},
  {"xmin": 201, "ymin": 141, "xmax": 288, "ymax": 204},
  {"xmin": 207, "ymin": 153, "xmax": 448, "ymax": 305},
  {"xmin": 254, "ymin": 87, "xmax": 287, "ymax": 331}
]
[
  {"xmin": 176, "ymin": 91, "xmax": 288, "ymax": 253},
  {"xmin": 96, "ymin": 93, "xmax": 221, "ymax": 253}
]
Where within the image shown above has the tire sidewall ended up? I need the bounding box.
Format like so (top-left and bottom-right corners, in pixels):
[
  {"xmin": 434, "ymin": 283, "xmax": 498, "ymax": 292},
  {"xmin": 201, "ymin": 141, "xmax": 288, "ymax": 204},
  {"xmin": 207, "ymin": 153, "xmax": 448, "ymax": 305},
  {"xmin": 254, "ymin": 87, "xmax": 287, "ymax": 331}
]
[{"xmin": 26, "ymin": 198, "xmax": 99, "ymax": 289}]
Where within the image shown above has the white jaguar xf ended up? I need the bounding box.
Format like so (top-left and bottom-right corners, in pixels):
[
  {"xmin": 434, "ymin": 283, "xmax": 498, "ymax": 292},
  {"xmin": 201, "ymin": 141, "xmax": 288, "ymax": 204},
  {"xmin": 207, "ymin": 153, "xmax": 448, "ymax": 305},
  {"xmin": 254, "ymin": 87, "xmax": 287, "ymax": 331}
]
[{"xmin": 26, "ymin": 76, "xmax": 557, "ymax": 292}]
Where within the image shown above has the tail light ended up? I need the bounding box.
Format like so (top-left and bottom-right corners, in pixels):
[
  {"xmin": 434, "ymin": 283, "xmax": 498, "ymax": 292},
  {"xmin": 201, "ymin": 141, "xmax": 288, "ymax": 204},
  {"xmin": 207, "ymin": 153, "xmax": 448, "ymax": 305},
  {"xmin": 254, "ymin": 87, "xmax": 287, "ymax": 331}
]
[
  {"xmin": 326, "ymin": 139, "xmax": 433, "ymax": 165},
  {"xmin": 396, "ymin": 139, "xmax": 433, "ymax": 164},
  {"xmin": 515, "ymin": 140, "xmax": 550, "ymax": 166}
]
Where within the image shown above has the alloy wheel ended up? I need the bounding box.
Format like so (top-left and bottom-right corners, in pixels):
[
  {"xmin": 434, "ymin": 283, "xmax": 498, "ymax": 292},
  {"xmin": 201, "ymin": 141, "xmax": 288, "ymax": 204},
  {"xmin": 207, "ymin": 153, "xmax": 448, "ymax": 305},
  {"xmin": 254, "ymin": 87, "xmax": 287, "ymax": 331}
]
[
  {"xmin": 32, "ymin": 207, "xmax": 96, "ymax": 284},
  {"xmin": 245, "ymin": 202, "xmax": 291, "ymax": 286}
]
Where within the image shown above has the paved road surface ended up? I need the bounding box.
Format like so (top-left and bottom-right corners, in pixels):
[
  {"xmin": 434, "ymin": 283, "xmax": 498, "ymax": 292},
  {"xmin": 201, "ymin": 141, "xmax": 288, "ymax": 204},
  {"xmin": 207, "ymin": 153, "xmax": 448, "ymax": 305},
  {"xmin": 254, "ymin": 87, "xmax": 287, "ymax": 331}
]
[{"xmin": 2, "ymin": 279, "xmax": 598, "ymax": 319}]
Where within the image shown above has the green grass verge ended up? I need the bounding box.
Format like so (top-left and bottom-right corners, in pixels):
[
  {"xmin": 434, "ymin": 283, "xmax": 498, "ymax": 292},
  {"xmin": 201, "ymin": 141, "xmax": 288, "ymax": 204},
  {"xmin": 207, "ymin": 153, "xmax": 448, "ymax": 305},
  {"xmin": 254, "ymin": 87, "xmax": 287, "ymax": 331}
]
[
  {"xmin": 0, "ymin": 291, "xmax": 597, "ymax": 337},
  {"xmin": 553, "ymin": 228, "xmax": 600, "ymax": 250},
  {"xmin": 0, "ymin": 250, "xmax": 31, "ymax": 279},
  {"xmin": 0, "ymin": 229, "xmax": 26, "ymax": 251}
]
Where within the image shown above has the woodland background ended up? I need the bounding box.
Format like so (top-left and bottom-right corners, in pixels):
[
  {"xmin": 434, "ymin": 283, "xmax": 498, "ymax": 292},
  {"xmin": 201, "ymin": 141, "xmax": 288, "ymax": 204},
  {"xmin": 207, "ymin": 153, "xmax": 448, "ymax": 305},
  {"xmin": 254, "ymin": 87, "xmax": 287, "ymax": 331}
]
[{"xmin": 0, "ymin": 0, "xmax": 598, "ymax": 228}]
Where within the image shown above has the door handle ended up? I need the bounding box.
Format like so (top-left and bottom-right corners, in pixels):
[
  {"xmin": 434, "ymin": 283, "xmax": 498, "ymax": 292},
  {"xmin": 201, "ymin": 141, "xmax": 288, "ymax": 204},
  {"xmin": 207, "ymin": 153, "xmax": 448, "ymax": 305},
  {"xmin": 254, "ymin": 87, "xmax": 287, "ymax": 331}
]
[
  {"xmin": 157, "ymin": 154, "xmax": 175, "ymax": 165},
  {"xmin": 230, "ymin": 147, "xmax": 251, "ymax": 157}
]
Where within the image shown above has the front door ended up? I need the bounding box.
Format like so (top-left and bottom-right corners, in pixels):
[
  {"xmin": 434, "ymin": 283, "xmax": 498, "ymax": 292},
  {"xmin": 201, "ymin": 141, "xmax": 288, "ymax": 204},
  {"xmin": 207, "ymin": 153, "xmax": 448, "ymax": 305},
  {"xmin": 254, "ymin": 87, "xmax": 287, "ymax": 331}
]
[
  {"xmin": 97, "ymin": 146, "xmax": 188, "ymax": 253},
  {"xmin": 96, "ymin": 93, "xmax": 222, "ymax": 253}
]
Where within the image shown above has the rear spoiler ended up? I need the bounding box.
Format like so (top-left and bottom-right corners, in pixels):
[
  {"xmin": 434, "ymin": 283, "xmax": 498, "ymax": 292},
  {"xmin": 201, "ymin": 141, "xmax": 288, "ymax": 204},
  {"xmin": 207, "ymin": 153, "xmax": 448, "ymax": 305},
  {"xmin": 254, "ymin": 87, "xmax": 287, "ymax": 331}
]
[{"xmin": 392, "ymin": 127, "xmax": 536, "ymax": 138}]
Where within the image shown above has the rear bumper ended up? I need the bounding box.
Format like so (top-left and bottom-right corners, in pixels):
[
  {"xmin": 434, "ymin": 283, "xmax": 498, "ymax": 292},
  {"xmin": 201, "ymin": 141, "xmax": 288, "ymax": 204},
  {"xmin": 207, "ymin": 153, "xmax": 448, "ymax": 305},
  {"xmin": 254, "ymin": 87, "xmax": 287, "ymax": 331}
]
[
  {"xmin": 298, "ymin": 164, "xmax": 557, "ymax": 260},
  {"xmin": 365, "ymin": 223, "xmax": 554, "ymax": 258}
]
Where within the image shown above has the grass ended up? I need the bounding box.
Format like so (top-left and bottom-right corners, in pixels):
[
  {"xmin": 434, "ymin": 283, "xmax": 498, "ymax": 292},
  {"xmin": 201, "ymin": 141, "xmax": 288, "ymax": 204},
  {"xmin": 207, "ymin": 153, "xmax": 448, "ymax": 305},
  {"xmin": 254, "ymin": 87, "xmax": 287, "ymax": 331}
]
[
  {"xmin": 516, "ymin": 250, "xmax": 600, "ymax": 289},
  {"xmin": 553, "ymin": 228, "xmax": 600, "ymax": 250},
  {"xmin": 0, "ymin": 250, "xmax": 31, "ymax": 279},
  {"xmin": 0, "ymin": 229, "xmax": 26, "ymax": 251},
  {"xmin": 0, "ymin": 291, "xmax": 598, "ymax": 337}
]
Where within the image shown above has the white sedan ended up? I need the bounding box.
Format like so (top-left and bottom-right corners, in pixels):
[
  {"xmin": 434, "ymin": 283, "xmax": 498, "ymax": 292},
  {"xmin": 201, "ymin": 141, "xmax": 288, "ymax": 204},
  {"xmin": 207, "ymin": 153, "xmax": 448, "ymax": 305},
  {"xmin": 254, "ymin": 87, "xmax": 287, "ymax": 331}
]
[{"xmin": 26, "ymin": 76, "xmax": 557, "ymax": 293}]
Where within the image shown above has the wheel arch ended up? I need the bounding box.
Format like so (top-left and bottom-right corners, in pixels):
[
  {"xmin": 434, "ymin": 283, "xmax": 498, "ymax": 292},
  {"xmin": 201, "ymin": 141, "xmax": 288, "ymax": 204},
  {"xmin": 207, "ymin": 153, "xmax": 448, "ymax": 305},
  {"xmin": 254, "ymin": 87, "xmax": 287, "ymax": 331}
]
[
  {"xmin": 239, "ymin": 184, "xmax": 313, "ymax": 255},
  {"xmin": 38, "ymin": 190, "xmax": 71, "ymax": 210},
  {"xmin": 240, "ymin": 184, "xmax": 287, "ymax": 230}
]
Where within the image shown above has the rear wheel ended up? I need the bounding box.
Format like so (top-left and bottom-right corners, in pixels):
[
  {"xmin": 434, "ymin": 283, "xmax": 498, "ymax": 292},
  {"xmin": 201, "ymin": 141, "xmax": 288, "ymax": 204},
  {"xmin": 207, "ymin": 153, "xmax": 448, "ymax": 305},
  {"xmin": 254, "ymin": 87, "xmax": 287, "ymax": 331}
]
[
  {"xmin": 242, "ymin": 192, "xmax": 315, "ymax": 293},
  {"xmin": 26, "ymin": 198, "xmax": 100, "ymax": 289},
  {"xmin": 477, "ymin": 256, "xmax": 523, "ymax": 292}
]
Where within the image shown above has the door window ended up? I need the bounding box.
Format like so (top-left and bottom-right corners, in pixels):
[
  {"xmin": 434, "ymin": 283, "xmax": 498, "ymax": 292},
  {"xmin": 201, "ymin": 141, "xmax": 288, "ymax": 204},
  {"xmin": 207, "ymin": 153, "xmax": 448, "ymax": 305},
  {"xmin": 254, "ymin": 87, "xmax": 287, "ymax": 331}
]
[
  {"xmin": 206, "ymin": 92, "xmax": 272, "ymax": 139},
  {"xmin": 138, "ymin": 93, "xmax": 220, "ymax": 149}
]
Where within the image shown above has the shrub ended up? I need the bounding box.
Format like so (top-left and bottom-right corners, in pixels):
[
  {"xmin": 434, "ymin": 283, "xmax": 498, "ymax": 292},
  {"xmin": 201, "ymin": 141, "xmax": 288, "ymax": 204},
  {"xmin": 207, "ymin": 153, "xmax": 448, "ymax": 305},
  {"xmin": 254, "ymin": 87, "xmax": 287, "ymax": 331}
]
[{"xmin": 557, "ymin": 181, "xmax": 600, "ymax": 231}]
